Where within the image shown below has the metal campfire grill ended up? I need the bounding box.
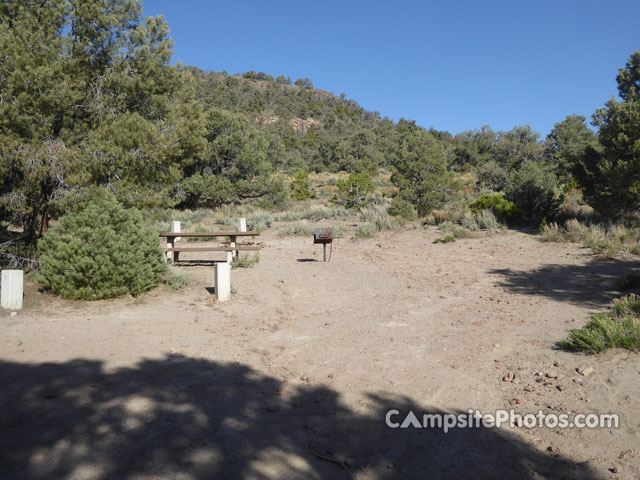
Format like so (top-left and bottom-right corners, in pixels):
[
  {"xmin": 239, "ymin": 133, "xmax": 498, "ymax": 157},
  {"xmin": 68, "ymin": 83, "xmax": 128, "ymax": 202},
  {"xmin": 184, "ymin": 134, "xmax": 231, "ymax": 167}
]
[{"xmin": 313, "ymin": 228, "xmax": 333, "ymax": 262}]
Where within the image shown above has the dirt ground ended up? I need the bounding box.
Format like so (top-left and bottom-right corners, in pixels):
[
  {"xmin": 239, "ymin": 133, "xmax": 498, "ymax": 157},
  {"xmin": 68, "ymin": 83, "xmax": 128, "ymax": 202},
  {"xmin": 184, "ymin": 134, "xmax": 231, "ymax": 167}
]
[{"xmin": 1, "ymin": 220, "xmax": 639, "ymax": 479}]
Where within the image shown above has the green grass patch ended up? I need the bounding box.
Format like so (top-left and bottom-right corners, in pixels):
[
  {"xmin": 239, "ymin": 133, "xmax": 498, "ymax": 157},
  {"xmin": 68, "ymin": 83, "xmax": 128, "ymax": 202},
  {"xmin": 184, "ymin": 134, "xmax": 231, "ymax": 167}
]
[
  {"xmin": 558, "ymin": 295, "xmax": 640, "ymax": 353},
  {"xmin": 433, "ymin": 235, "xmax": 456, "ymax": 244}
]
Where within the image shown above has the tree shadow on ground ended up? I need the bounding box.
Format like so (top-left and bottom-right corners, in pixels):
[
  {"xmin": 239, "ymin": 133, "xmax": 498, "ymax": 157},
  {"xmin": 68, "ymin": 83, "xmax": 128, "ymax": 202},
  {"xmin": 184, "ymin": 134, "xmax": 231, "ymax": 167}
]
[
  {"xmin": 0, "ymin": 356, "xmax": 600, "ymax": 479},
  {"xmin": 490, "ymin": 257, "xmax": 640, "ymax": 308}
]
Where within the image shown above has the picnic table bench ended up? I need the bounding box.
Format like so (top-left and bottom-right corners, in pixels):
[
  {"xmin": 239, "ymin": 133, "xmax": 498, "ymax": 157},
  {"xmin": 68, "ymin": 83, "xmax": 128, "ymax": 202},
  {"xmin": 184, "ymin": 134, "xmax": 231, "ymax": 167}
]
[{"xmin": 159, "ymin": 231, "xmax": 261, "ymax": 263}]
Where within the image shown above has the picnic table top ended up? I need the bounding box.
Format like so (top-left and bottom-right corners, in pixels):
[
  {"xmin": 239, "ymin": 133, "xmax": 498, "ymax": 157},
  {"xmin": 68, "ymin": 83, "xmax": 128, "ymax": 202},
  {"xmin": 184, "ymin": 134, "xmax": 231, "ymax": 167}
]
[{"xmin": 159, "ymin": 231, "xmax": 260, "ymax": 237}]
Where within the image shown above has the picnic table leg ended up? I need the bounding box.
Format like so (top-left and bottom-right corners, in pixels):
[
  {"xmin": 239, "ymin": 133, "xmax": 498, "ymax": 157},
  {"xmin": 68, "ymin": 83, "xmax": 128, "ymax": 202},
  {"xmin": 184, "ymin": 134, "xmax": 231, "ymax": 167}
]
[
  {"xmin": 166, "ymin": 237, "xmax": 174, "ymax": 263},
  {"xmin": 230, "ymin": 235, "xmax": 237, "ymax": 259}
]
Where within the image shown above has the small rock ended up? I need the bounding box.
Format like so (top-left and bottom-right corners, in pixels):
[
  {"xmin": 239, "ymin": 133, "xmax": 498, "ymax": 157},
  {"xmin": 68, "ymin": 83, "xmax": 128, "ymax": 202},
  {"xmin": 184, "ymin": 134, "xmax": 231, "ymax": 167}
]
[
  {"xmin": 510, "ymin": 398, "xmax": 523, "ymax": 406},
  {"xmin": 546, "ymin": 372, "xmax": 558, "ymax": 379},
  {"xmin": 10, "ymin": 311, "xmax": 17, "ymax": 316},
  {"xmin": 619, "ymin": 449, "xmax": 633, "ymax": 460},
  {"xmin": 535, "ymin": 371, "xmax": 544, "ymax": 377},
  {"xmin": 547, "ymin": 445, "xmax": 557, "ymax": 452},
  {"xmin": 553, "ymin": 361, "xmax": 563, "ymax": 367},
  {"xmin": 503, "ymin": 372, "xmax": 515, "ymax": 382},
  {"xmin": 556, "ymin": 385, "xmax": 563, "ymax": 392},
  {"xmin": 577, "ymin": 366, "xmax": 594, "ymax": 377},
  {"xmin": 556, "ymin": 374, "xmax": 566, "ymax": 381},
  {"xmin": 610, "ymin": 466, "xmax": 621, "ymax": 474},
  {"xmin": 265, "ymin": 405, "xmax": 280, "ymax": 413}
]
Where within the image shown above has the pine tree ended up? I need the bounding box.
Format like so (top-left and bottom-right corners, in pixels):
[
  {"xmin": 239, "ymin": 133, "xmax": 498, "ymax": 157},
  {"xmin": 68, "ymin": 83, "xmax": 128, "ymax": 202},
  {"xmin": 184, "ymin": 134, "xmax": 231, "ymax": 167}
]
[{"xmin": 37, "ymin": 193, "xmax": 166, "ymax": 300}]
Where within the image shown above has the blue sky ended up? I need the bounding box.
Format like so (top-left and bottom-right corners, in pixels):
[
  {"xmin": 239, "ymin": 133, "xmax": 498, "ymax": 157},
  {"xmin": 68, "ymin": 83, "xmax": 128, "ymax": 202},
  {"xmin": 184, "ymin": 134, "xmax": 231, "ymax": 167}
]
[{"xmin": 142, "ymin": 0, "xmax": 639, "ymax": 137}]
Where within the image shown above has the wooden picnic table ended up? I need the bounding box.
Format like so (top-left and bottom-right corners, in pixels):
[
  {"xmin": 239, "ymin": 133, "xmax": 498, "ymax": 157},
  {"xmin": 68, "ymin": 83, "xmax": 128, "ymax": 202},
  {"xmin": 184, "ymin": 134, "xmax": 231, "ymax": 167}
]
[{"xmin": 159, "ymin": 231, "xmax": 261, "ymax": 263}]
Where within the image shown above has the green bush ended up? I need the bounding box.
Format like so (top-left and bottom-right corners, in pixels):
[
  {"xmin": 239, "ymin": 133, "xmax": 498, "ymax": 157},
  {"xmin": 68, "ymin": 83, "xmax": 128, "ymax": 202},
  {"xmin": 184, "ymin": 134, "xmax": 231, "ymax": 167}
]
[
  {"xmin": 475, "ymin": 160, "xmax": 509, "ymax": 191},
  {"xmin": 289, "ymin": 171, "xmax": 315, "ymax": 201},
  {"xmin": 504, "ymin": 160, "xmax": 563, "ymax": 222},
  {"xmin": 37, "ymin": 193, "xmax": 166, "ymax": 300},
  {"xmin": 559, "ymin": 295, "xmax": 640, "ymax": 353},
  {"xmin": 469, "ymin": 193, "xmax": 520, "ymax": 223},
  {"xmin": 335, "ymin": 173, "xmax": 375, "ymax": 208},
  {"xmin": 388, "ymin": 197, "xmax": 417, "ymax": 220},
  {"xmin": 181, "ymin": 173, "xmax": 236, "ymax": 208}
]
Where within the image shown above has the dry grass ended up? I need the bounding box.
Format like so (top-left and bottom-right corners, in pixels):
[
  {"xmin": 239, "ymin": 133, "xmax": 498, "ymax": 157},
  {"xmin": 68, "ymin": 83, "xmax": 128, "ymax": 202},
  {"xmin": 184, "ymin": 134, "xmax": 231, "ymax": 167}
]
[{"xmin": 540, "ymin": 219, "xmax": 640, "ymax": 257}]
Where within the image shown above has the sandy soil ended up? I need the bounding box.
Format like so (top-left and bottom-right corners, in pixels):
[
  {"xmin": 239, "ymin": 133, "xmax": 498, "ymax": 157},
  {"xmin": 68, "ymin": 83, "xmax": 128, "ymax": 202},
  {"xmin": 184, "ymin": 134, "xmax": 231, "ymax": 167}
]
[{"xmin": 1, "ymin": 221, "xmax": 639, "ymax": 479}]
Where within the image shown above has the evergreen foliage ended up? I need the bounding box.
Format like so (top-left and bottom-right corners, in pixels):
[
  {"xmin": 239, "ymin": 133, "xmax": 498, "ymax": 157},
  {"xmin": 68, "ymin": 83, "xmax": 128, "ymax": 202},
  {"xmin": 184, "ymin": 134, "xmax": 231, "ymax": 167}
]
[
  {"xmin": 390, "ymin": 120, "xmax": 456, "ymax": 215},
  {"xmin": 37, "ymin": 193, "xmax": 166, "ymax": 300},
  {"xmin": 387, "ymin": 197, "xmax": 417, "ymax": 220},
  {"xmin": 504, "ymin": 160, "xmax": 563, "ymax": 222},
  {"xmin": 289, "ymin": 171, "xmax": 315, "ymax": 201},
  {"xmin": 573, "ymin": 51, "xmax": 640, "ymax": 218},
  {"xmin": 335, "ymin": 173, "xmax": 375, "ymax": 208},
  {"xmin": 469, "ymin": 194, "xmax": 520, "ymax": 223}
]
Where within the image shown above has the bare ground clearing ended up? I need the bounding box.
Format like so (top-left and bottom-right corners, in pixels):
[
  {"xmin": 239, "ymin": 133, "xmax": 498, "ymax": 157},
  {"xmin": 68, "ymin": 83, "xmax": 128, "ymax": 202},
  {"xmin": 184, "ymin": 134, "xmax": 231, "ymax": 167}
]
[{"xmin": 1, "ymin": 224, "xmax": 639, "ymax": 479}]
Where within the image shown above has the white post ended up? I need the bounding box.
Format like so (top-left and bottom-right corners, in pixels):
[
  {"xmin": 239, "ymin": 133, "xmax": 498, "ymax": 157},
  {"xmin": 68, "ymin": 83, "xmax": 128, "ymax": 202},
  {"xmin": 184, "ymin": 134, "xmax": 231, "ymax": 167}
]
[
  {"xmin": 1, "ymin": 270, "xmax": 23, "ymax": 310},
  {"xmin": 214, "ymin": 262, "xmax": 231, "ymax": 301},
  {"xmin": 169, "ymin": 221, "xmax": 181, "ymax": 263},
  {"xmin": 235, "ymin": 219, "xmax": 246, "ymax": 259},
  {"xmin": 171, "ymin": 221, "xmax": 181, "ymax": 241}
]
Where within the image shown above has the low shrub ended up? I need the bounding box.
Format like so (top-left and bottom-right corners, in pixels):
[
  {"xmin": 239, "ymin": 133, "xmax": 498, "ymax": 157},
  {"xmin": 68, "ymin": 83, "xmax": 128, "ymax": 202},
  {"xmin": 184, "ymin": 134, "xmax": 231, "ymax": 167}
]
[
  {"xmin": 388, "ymin": 197, "xmax": 417, "ymax": 220},
  {"xmin": 231, "ymin": 253, "xmax": 260, "ymax": 269},
  {"xmin": 355, "ymin": 223, "xmax": 375, "ymax": 239},
  {"xmin": 433, "ymin": 235, "xmax": 456, "ymax": 244},
  {"xmin": 277, "ymin": 221, "xmax": 316, "ymax": 237},
  {"xmin": 584, "ymin": 239, "xmax": 619, "ymax": 257},
  {"xmin": 331, "ymin": 226, "xmax": 347, "ymax": 238},
  {"xmin": 539, "ymin": 219, "xmax": 639, "ymax": 257},
  {"xmin": 247, "ymin": 213, "xmax": 274, "ymax": 232},
  {"xmin": 469, "ymin": 193, "xmax": 520, "ymax": 223},
  {"xmin": 451, "ymin": 227, "xmax": 477, "ymax": 239},
  {"xmin": 360, "ymin": 206, "xmax": 400, "ymax": 232},
  {"xmin": 431, "ymin": 210, "xmax": 454, "ymax": 224},
  {"xmin": 164, "ymin": 267, "xmax": 191, "ymax": 290},
  {"xmin": 475, "ymin": 210, "xmax": 501, "ymax": 230},
  {"xmin": 278, "ymin": 205, "xmax": 350, "ymax": 222},
  {"xmin": 539, "ymin": 222, "xmax": 563, "ymax": 242},
  {"xmin": 558, "ymin": 295, "xmax": 640, "ymax": 353},
  {"xmin": 38, "ymin": 193, "xmax": 166, "ymax": 300}
]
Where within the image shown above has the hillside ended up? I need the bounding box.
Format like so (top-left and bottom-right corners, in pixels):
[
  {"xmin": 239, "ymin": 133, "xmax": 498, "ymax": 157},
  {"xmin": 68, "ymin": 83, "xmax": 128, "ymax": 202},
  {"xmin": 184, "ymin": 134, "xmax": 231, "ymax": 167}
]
[{"xmin": 185, "ymin": 67, "xmax": 410, "ymax": 174}]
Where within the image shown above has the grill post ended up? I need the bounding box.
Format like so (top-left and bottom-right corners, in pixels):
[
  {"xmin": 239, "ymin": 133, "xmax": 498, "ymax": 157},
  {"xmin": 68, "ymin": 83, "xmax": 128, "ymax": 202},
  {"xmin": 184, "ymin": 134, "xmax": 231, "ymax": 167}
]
[{"xmin": 313, "ymin": 228, "xmax": 333, "ymax": 262}]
